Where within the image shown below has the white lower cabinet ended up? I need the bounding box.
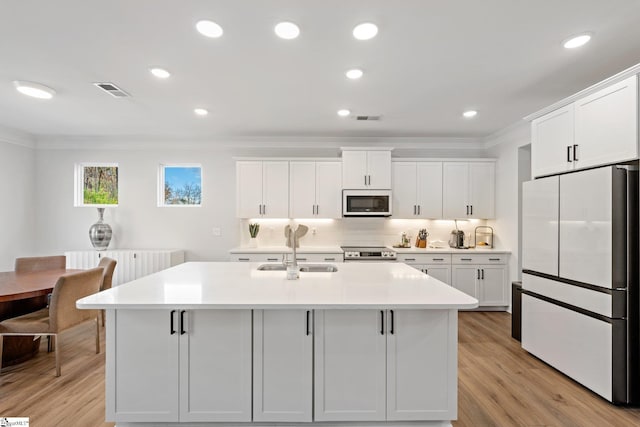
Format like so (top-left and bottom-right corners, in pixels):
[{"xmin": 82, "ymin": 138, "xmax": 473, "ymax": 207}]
[
  {"xmin": 398, "ymin": 254, "xmax": 452, "ymax": 285},
  {"xmin": 107, "ymin": 309, "xmax": 252, "ymax": 423},
  {"xmin": 451, "ymin": 254, "xmax": 508, "ymax": 306},
  {"xmin": 314, "ymin": 309, "xmax": 456, "ymax": 422},
  {"xmin": 253, "ymin": 310, "xmax": 313, "ymax": 422}
]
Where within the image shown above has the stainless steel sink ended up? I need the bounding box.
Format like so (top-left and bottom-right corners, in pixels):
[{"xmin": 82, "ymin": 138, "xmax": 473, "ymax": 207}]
[
  {"xmin": 257, "ymin": 264, "xmax": 338, "ymax": 272},
  {"xmin": 299, "ymin": 264, "xmax": 338, "ymax": 273}
]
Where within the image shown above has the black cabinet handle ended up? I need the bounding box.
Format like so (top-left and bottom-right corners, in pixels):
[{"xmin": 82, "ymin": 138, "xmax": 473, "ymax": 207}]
[
  {"xmin": 324, "ymin": 258, "xmax": 335, "ymax": 261},
  {"xmin": 180, "ymin": 310, "xmax": 186, "ymax": 335},
  {"xmin": 573, "ymin": 144, "xmax": 579, "ymax": 161},
  {"xmin": 425, "ymin": 269, "xmax": 428, "ymax": 274},
  {"xmin": 405, "ymin": 258, "xmax": 416, "ymax": 261},
  {"xmin": 481, "ymin": 269, "xmax": 485, "ymax": 280},
  {"xmin": 296, "ymin": 258, "xmax": 307, "ymax": 261},
  {"xmin": 267, "ymin": 258, "xmax": 278, "ymax": 261},
  {"xmin": 380, "ymin": 310, "xmax": 384, "ymax": 335},
  {"xmin": 466, "ymin": 205, "xmax": 469, "ymax": 215},
  {"xmin": 170, "ymin": 310, "xmax": 176, "ymax": 335},
  {"xmin": 461, "ymin": 258, "xmax": 472, "ymax": 261},
  {"xmin": 413, "ymin": 205, "xmax": 416, "ymax": 215},
  {"xmin": 390, "ymin": 310, "xmax": 394, "ymax": 335},
  {"xmin": 306, "ymin": 310, "xmax": 311, "ymax": 336},
  {"xmin": 238, "ymin": 258, "xmax": 250, "ymax": 261},
  {"xmin": 433, "ymin": 258, "xmax": 444, "ymax": 261},
  {"xmin": 489, "ymin": 258, "xmax": 500, "ymax": 261},
  {"xmin": 477, "ymin": 269, "xmax": 480, "ymax": 280},
  {"xmin": 567, "ymin": 146, "xmax": 573, "ymax": 162},
  {"xmin": 418, "ymin": 205, "xmax": 421, "ymax": 215},
  {"xmin": 470, "ymin": 205, "xmax": 473, "ymax": 215}
]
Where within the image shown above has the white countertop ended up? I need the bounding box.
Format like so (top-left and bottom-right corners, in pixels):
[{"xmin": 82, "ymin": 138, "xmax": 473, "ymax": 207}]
[
  {"xmin": 76, "ymin": 261, "xmax": 478, "ymax": 310},
  {"xmin": 391, "ymin": 247, "xmax": 511, "ymax": 254},
  {"xmin": 229, "ymin": 246, "xmax": 343, "ymax": 254}
]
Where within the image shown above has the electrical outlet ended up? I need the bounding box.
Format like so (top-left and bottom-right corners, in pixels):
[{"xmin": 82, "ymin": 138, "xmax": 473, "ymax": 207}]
[
  {"xmin": 311, "ymin": 228, "xmax": 317, "ymax": 235},
  {"xmin": 212, "ymin": 227, "xmax": 221, "ymax": 236}
]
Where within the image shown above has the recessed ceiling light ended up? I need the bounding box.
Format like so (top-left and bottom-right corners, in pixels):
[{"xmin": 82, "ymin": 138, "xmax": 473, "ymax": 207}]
[
  {"xmin": 150, "ymin": 68, "xmax": 171, "ymax": 79},
  {"xmin": 345, "ymin": 69, "xmax": 364, "ymax": 80},
  {"xmin": 563, "ymin": 33, "xmax": 592, "ymax": 49},
  {"xmin": 13, "ymin": 81, "xmax": 56, "ymax": 99},
  {"xmin": 196, "ymin": 20, "xmax": 223, "ymax": 38},
  {"xmin": 463, "ymin": 110, "xmax": 478, "ymax": 118},
  {"xmin": 274, "ymin": 22, "xmax": 300, "ymax": 40},
  {"xmin": 353, "ymin": 23, "xmax": 378, "ymax": 40},
  {"xmin": 194, "ymin": 108, "xmax": 208, "ymax": 116},
  {"xmin": 337, "ymin": 109, "xmax": 351, "ymax": 117}
]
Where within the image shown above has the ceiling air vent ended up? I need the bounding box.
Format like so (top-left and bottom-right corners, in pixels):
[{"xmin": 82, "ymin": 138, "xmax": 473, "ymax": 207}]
[
  {"xmin": 93, "ymin": 82, "xmax": 130, "ymax": 98},
  {"xmin": 355, "ymin": 115, "xmax": 381, "ymax": 121}
]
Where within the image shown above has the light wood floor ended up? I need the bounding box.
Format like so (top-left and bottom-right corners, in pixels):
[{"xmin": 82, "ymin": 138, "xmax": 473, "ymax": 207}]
[{"xmin": 2, "ymin": 312, "xmax": 640, "ymax": 426}]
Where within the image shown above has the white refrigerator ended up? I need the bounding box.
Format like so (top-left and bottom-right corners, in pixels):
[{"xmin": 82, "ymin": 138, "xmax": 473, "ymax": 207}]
[{"xmin": 521, "ymin": 164, "xmax": 638, "ymax": 404}]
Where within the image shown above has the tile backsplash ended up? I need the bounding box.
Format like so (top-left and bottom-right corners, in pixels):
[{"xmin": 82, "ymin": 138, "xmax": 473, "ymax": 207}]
[{"xmin": 239, "ymin": 218, "xmax": 492, "ymax": 249}]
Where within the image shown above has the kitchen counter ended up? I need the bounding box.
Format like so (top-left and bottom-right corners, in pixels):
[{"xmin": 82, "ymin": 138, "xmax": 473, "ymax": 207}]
[
  {"xmin": 78, "ymin": 261, "xmax": 474, "ymax": 426},
  {"xmin": 229, "ymin": 246, "xmax": 343, "ymax": 254},
  {"xmin": 390, "ymin": 247, "xmax": 511, "ymax": 253},
  {"xmin": 77, "ymin": 261, "xmax": 478, "ymax": 310}
]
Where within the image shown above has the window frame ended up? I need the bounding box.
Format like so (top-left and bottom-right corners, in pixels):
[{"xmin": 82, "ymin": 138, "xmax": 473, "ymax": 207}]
[
  {"xmin": 74, "ymin": 162, "xmax": 119, "ymax": 207},
  {"xmin": 157, "ymin": 163, "xmax": 203, "ymax": 207}
]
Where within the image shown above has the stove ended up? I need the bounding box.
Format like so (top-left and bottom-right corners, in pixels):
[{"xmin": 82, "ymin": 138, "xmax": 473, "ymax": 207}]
[{"xmin": 341, "ymin": 246, "xmax": 397, "ymax": 262}]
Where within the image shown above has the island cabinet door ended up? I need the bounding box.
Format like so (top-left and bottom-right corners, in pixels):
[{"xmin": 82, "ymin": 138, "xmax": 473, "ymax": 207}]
[
  {"xmin": 253, "ymin": 309, "xmax": 313, "ymax": 422},
  {"xmin": 314, "ymin": 310, "xmax": 386, "ymax": 421},
  {"xmin": 386, "ymin": 310, "xmax": 457, "ymax": 421},
  {"xmin": 107, "ymin": 309, "xmax": 180, "ymax": 422},
  {"xmin": 179, "ymin": 309, "xmax": 252, "ymax": 422}
]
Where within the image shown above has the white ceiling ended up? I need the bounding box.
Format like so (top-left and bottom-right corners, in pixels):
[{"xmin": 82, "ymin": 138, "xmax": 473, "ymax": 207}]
[{"xmin": 2, "ymin": 0, "xmax": 640, "ymax": 141}]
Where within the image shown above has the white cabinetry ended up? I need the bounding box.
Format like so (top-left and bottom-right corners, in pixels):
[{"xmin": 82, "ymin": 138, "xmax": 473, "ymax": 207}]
[
  {"xmin": 443, "ymin": 162, "xmax": 495, "ymax": 219},
  {"xmin": 65, "ymin": 249, "xmax": 184, "ymax": 286},
  {"xmin": 253, "ymin": 310, "xmax": 312, "ymax": 422},
  {"xmin": 451, "ymin": 254, "xmax": 508, "ymax": 306},
  {"xmin": 236, "ymin": 161, "xmax": 289, "ymax": 218},
  {"xmin": 397, "ymin": 254, "xmax": 451, "ymax": 285},
  {"xmin": 230, "ymin": 252, "xmax": 343, "ymax": 263},
  {"xmin": 342, "ymin": 150, "xmax": 392, "ymax": 189},
  {"xmin": 531, "ymin": 75, "xmax": 638, "ymax": 178},
  {"xmin": 531, "ymin": 104, "xmax": 575, "ymax": 177},
  {"xmin": 314, "ymin": 309, "xmax": 456, "ymax": 422},
  {"xmin": 107, "ymin": 309, "xmax": 252, "ymax": 423},
  {"xmin": 392, "ymin": 162, "xmax": 443, "ymax": 218},
  {"xmin": 290, "ymin": 161, "xmax": 342, "ymax": 218}
]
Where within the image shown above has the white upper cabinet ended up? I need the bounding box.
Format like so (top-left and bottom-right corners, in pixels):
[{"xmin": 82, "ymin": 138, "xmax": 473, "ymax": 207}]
[
  {"xmin": 290, "ymin": 161, "xmax": 342, "ymax": 218},
  {"xmin": 443, "ymin": 162, "xmax": 495, "ymax": 219},
  {"xmin": 531, "ymin": 74, "xmax": 638, "ymax": 178},
  {"xmin": 531, "ymin": 104, "xmax": 575, "ymax": 178},
  {"xmin": 392, "ymin": 162, "xmax": 443, "ymax": 218},
  {"xmin": 574, "ymin": 75, "xmax": 638, "ymax": 170},
  {"xmin": 236, "ymin": 161, "xmax": 289, "ymax": 218},
  {"xmin": 342, "ymin": 150, "xmax": 392, "ymax": 189}
]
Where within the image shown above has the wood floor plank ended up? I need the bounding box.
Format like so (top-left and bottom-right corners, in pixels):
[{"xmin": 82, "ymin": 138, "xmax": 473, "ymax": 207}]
[{"xmin": 2, "ymin": 311, "xmax": 640, "ymax": 426}]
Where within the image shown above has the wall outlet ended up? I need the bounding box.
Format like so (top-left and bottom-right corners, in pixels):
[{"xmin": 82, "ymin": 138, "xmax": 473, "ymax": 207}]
[
  {"xmin": 311, "ymin": 228, "xmax": 317, "ymax": 235},
  {"xmin": 212, "ymin": 227, "xmax": 221, "ymax": 236}
]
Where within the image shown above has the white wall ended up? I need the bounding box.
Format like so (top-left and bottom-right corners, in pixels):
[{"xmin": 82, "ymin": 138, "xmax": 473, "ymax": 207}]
[
  {"xmin": 32, "ymin": 140, "xmax": 489, "ymax": 262},
  {"xmin": 485, "ymin": 122, "xmax": 532, "ymax": 310},
  {"xmin": 0, "ymin": 137, "xmax": 36, "ymax": 270}
]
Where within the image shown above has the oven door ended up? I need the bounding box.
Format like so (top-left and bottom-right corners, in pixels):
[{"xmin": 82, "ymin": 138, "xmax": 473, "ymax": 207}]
[{"xmin": 343, "ymin": 190, "xmax": 392, "ymax": 217}]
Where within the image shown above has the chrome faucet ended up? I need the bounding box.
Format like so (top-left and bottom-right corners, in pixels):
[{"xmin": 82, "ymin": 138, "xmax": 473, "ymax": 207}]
[{"xmin": 283, "ymin": 228, "xmax": 298, "ymax": 268}]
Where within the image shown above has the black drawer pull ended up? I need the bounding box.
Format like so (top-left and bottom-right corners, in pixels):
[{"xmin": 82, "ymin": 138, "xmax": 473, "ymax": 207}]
[
  {"xmin": 380, "ymin": 310, "xmax": 384, "ymax": 335},
  {"xmin": 267, "ymin": 258, "xmax": 278, "ymax": 261},
  {"xmin": 432, "ymin": 258, "xmax": 444, "ymax": 261},
  {"xmin": 180, "ymin": 310, "xmax": 186, "ymax": 335},
  {"xmin": 461, "ymin": 258, "xmax": 472, "ymax": 261},
  {"xmin": 238, "ymin": 258, "xmax": 250, "ymax": 261},
  {"xmin": 170, "ymin": 310, "xmax": 176, "ymax": 335},
  {"xmin": 306, "ymin": 311, "xmax": 311, "ymax": 336},
  {"xmin": 324, "ymin": 258, "xmax": 335, "ymax": 261},
  {"xmin": 390, "ymin": 310, "xmax": 394, "ymax": 335},
  {"xmin": 404, "ymin": 258, "xmax": 416, "ymax": 261},
  {"xmin": 489, "ymin": 258, "xmax": 500, "ymax": 261}
]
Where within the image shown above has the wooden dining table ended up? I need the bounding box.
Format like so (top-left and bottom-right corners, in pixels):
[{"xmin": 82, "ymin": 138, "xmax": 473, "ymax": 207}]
[{"xmin": 0, "ymin": 268, "xmax": 81, "ymax": 366}]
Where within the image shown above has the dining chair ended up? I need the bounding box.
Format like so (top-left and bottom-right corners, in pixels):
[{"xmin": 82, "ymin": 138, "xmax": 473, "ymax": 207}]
[
  {"xmin": 0, "ymin": 268, "xmax": 103, "ymax": 377},
  {"xmin": 15, "ymin": 255, "xmax": 66, "ymax": 272},
  {"xmin": 97, "ymin": 257, "xmax": 117, "ymax": 326}
]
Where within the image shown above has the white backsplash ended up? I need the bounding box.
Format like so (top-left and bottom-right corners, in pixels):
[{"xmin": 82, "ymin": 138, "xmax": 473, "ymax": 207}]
[{"xmin": 239, "ymin": 218, "xmax": 490, "ymax": 249}]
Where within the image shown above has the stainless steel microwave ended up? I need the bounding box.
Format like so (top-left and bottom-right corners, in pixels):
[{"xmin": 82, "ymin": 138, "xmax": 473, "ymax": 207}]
[{"xmin": 343, "ymin": 190, "xmax": 392, "ymax": 217}]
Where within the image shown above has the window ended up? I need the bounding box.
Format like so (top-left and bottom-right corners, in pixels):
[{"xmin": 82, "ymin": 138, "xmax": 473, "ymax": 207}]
[
  {"xmin": 74, "ymin": 163, "xmax": 119, "ymax": 207},
  {"xmin": 158, "ymin": 164, "xmax": 202, "ymax": 206}
]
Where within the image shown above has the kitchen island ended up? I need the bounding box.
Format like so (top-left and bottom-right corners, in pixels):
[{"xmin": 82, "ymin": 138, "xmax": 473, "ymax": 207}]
[{"xmin": 77, "ymin": 261, "xmax": 477, "ymax": 427}]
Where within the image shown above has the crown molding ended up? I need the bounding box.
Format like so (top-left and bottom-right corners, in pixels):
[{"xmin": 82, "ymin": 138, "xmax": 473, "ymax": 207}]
[
  {"xmin": 0, "ymin": 125, "xmax": 36, "ymax": 149},
  {"xmin": 482, "ymin": 120, "xmax": 531, "ymax": 149},
  {"xmin": 523, "ymin": 62, "xmax": 640, "ymax": 122},
  {"xmin": 35, "ymin": 135, "xmax": 485, "ymax": 151}
]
